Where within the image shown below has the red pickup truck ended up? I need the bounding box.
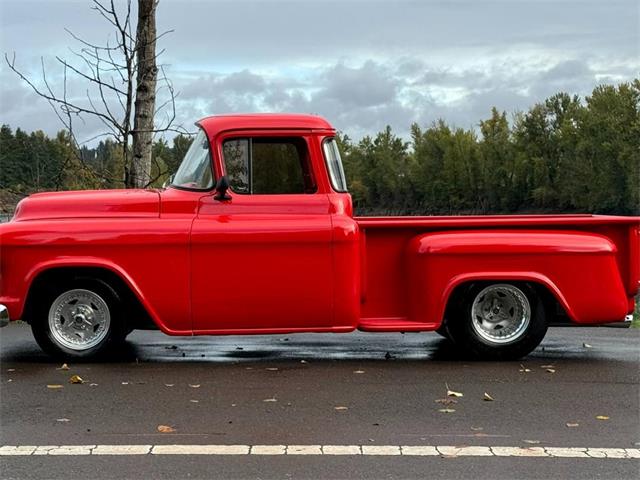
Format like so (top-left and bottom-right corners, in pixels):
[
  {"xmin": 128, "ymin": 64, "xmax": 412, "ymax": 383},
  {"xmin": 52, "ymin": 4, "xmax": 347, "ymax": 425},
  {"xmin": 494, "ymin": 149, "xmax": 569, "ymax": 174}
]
[{"xmin": 1, "ymin": 114, "xmax": 638, "ymax": 360}]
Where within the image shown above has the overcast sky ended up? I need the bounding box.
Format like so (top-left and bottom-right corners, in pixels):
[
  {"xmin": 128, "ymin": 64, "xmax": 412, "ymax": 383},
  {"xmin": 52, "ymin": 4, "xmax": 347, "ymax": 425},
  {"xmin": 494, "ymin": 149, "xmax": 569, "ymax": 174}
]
[{"xmin": 1, "ymin": 0, "xmax": 638, "ymax": 143}]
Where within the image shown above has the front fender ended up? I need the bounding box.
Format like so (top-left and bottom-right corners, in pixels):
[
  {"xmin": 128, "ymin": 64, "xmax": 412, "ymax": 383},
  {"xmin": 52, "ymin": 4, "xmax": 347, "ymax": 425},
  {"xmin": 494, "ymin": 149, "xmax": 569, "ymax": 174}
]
[
  {"xmin": 0, "ymin": 217, "xmax": 191, "ymax": 334},
  {"xmin": 405, "ymin": 230, "xmax": 628, "ymax": 326},
  {"xmin": 8, "ymin": 257, "xmax": 185, "ymax": 335}
]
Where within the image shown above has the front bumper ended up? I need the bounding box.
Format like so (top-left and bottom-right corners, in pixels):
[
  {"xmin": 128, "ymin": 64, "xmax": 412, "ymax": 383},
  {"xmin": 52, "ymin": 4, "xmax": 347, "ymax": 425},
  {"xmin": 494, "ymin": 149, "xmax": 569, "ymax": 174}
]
[{"xmin": 0, "ymin": 304, "xmax": 9, "ymax": 327}]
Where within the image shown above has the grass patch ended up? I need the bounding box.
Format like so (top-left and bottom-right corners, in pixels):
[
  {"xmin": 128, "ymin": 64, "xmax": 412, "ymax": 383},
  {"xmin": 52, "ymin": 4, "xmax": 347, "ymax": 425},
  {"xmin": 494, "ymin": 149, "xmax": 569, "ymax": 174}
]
[{"xmin": 632, "ymin": 296, "xmax": 640, "ymax": 328}]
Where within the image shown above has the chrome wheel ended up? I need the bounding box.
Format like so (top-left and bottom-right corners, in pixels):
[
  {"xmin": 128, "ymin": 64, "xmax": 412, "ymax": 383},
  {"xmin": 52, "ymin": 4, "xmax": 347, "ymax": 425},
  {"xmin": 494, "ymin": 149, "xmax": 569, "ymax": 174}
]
[
  {"xmin": 48, "ymin": 289, "xmax": 111, "ymax": 351},
  {"xmin": 470, "ymin": 284, "xmax": 531, "ymax": 344}
]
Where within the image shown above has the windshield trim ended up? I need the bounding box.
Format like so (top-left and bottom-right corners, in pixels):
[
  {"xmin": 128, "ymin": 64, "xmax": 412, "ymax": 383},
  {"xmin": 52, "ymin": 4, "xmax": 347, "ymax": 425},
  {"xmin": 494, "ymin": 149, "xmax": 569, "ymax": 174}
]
[{"xmin": 169, "ymin": 125, "xmax": 216, "ymax": 192}]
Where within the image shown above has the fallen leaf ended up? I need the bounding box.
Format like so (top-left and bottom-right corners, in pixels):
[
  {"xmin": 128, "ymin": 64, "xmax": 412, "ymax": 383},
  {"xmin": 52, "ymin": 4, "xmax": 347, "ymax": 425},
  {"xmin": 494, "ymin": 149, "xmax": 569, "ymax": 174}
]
[
  {"xmin": 470, "ymin": 427, "xmax": 483, "ymax": 431},
  {"xmin": 266, "ymin": 367, "xmax": 278, "ymax": 371},
  {"xmin": 483, "ymin": 392, "xmax": 494, "ymax": 401},
  {"xmin": 69, "ymin": 375, "xmax": 84, "ymax": 384},
  {"xmin": 190, "ymin": 400, "xmax": 199, "ymax": 403},
  {"xmin": 47, "ymin": 384, "xmax": 63, "ymax": 389},
  {"xmin": 541, "ymin": 365, "xmax": 555, "ymax": 369},
  {"xmin": 334, "ymin": 406, "xmax": 348, "ymax": 411},
  {"xmin": 519, "ymin": 364, "xmax": 531, "ymax": 373},
  {"xmin": 446, "ymin": 383, "xmax": 463, "ymax": 397},
  {"xmin": 7, "ymin": 368, "xmax": 15, "ymax": 372},
  {"xmin": 89, "ymin": 383, "xmax": 98, "ymax": 387},
  {"xmin": 121, "ymin": 382, "xmax": 129, "ymax": 385},
  {"xmin": 56, "ymin": 418, "xmax": 70, "ymax": 422},
  {"xmin": 231, "ymin": 403, "xmax": 237, "ymax": 407},
  {"xmin": 566, "ymin": 422, "xmax": 579, "ymax": 427},
  {"xmin": 188, "ymin": 384, "xmax": 200, "ymax": 388},
  {"xmin": 58, "ymin": 363, "xmax": 69, "ymax": 371},
  {"xmin": 438, "ymin": 408, "xmax": 456, "ymax": 413},
  {"xmin": 245, "ymin": 367, "xmax": 253, "ymax": 370},
  {"xmin": 300, "ymin": 360, "xmax": 307, "ymax": 364},
  {"xmin": 596, "ymin": 415, "xmax": 610, "ymax": 420},
  {"xmin": 353, "ymin": 370, "xmax": 365, "ymax": 374},
  {"xmin": 523, "ymin": 440, "xmax": 540, "ymax": 444},
  {"xmin": 546, "ymin": 368, "xmax": 556, "ymax": 373},
  {"xmin": 164, "ymin": 384, "xmax": 174, "ymax": 387},
  {"xmin": 583, "ymin": 343, "xmax": 593, "ymax": 348},
  {"xmin": 157, "ymin": 425, "xmax": 176, "ymax": 433},
  {"xmin": 263, "ymin": 398, "xmax": 277, "ymax": 402}
]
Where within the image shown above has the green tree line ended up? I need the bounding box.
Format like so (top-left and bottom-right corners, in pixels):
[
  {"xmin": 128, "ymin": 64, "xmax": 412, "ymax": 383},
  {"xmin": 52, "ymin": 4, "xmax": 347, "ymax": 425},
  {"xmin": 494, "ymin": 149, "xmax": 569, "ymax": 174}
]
[
  {"xmin": 1, "ymin": 80, "xmax": 638, "ymax": 216},
  {"xmin": 341, "ymin": 80, "xmax": 639, "ymax": 215}
]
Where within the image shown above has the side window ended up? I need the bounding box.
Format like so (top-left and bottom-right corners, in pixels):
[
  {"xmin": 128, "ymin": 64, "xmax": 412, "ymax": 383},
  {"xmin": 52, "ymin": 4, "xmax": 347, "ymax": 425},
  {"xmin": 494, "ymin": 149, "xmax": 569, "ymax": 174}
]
[{"xmin": 222, "ymin": 137, "xmax": 316, "ymax": 194}]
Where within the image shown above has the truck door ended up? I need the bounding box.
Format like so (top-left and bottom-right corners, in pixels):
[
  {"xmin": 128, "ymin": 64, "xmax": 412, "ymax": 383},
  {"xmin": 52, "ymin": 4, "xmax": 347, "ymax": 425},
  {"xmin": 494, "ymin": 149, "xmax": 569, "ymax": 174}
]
[{"xmin": 190, "ymin": 132, "xmax": 333, "ymax": 333}]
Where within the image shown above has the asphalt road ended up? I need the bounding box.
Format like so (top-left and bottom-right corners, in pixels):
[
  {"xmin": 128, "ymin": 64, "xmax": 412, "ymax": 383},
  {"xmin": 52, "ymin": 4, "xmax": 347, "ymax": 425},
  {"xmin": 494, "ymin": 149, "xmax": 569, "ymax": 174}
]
[{"xmin": 1, "ymin": 322, "xmax": 638, "ymax": 479}]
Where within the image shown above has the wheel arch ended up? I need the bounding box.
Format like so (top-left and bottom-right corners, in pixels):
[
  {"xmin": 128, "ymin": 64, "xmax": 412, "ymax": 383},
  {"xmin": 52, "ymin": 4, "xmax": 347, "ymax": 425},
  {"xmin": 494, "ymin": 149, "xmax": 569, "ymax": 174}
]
[
  {"xmin": 22, "ymin": 259, "xmax": 158, "ymax": 330},
  {"xmin": 439, "ymin": 272, "xmax": 573, "ymax": 328}
]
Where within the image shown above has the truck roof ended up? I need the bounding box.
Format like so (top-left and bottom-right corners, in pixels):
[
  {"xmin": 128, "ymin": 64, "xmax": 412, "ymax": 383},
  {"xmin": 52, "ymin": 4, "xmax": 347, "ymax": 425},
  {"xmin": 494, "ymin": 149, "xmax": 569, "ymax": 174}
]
[{"xmin": 197, "ymin": 113, "xmax": 334, "ymax": 136}]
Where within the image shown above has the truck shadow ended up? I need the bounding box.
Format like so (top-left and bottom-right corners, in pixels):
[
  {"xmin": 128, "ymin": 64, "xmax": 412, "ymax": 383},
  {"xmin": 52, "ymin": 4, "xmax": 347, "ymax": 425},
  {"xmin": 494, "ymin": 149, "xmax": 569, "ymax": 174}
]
[{"xmin": 1, "ymin": 323, "xmax": 636, "ymax": 365}]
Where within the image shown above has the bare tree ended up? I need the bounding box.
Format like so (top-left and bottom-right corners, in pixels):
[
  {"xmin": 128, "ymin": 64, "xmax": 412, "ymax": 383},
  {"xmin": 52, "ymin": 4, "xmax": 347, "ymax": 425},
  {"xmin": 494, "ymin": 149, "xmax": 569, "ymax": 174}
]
[
  {"xmin": 131, "ymin": 0, "xmax": 158, "ymax": 187},
  {"xmin": 5, "ymin": 0, "xmax": 184, "ymax": 189}
]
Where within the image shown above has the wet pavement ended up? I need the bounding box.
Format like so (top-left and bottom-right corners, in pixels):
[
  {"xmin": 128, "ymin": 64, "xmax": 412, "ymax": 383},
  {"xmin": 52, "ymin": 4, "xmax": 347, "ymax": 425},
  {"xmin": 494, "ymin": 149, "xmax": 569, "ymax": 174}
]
[{"xmin": 1, "ymin": 322, "xmax": 639, "ymax": 479}]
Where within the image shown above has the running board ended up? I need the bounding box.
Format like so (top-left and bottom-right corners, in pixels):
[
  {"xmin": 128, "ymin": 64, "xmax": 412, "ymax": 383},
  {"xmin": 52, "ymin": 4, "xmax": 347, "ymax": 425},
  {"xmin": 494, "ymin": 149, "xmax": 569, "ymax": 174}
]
[{"xmin": 358, "ymin": 317, "xmax": 437, "ymax": 332}]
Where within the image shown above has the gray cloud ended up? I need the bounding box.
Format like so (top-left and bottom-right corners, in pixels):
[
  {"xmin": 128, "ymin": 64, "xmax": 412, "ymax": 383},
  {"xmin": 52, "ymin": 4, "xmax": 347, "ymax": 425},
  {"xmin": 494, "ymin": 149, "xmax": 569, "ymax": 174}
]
[
  {"xmin": 319, "ymin": 61, "xmax": 399, "ymax": 108},
  {"xmin": 1, "ymin": 0, "xmax": 638, "ymax": 143}
]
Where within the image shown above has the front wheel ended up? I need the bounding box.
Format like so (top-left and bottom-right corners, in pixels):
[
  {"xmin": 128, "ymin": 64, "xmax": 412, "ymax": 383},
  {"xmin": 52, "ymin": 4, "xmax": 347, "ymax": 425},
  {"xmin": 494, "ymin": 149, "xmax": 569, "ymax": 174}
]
[
  {"xmin": 446, "ymin": 282, "xmax": 547, "ymax": 360},
  {"xmin": 31, "ymin": 279, "xmax": 127, "ymax": 360}
]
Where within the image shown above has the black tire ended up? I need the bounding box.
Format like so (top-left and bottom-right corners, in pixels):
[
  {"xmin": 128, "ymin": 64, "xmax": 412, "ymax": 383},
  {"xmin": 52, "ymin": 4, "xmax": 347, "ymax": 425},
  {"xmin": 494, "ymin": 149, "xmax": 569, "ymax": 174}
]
[
  {"xmin": 30, "ymin": 278, "xmax": 127, "ymax": 360},
  {"xmin": 446, "ymin": 282, "xmax": 547, "ymax": 360}
]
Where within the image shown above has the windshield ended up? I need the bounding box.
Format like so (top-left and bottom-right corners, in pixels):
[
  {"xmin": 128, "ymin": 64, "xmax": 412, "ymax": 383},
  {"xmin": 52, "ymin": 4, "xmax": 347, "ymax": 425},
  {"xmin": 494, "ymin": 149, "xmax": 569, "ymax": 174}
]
[
  {"xmin": 171, "ymin": 128, "xmax": 214, "ymax": 190},
  {"xmin": 322, "ymin": 138, "xmax": 347, "ymax": 192}
]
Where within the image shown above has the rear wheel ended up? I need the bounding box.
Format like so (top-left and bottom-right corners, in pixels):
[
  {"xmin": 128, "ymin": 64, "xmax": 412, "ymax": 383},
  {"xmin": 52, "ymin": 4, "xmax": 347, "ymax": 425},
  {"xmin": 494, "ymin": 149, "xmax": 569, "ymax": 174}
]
[
  {"xmin": 446, "ymin": 282, "xmax": 547, "ymax": 360},
  {"xmin": 30, "ymin": 279, "xmax": 127, "ymax": 360}
]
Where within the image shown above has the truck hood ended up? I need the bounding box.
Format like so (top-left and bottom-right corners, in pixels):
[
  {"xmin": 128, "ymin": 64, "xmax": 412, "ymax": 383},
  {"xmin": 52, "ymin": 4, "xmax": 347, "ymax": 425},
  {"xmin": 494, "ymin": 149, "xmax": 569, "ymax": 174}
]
[{"xmin": 13, "ymin": 189, "xmax": 160, "ymax": 222}]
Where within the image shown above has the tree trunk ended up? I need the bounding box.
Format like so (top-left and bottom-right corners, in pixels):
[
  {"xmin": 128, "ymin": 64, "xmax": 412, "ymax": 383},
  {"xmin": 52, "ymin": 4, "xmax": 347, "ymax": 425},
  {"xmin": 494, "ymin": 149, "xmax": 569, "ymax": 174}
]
[{"xmin": 130, "ymin": 0, "xmax": 158, "ymax": 188}]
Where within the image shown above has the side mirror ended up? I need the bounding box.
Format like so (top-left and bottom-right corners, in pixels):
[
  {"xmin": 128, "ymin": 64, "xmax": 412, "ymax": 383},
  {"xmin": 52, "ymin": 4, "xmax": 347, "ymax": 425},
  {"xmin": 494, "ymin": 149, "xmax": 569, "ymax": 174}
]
[{"xmin": 214, "ymin": 176, "xmax": 232, "ymax": 201}]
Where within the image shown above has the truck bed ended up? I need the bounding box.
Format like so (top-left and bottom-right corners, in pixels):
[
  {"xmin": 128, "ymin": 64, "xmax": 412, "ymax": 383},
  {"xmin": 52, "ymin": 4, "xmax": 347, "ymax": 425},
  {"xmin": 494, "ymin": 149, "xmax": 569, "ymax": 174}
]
[{"xmin": 355, "ymin": 213, "xmax": 639, "ymax": 331}]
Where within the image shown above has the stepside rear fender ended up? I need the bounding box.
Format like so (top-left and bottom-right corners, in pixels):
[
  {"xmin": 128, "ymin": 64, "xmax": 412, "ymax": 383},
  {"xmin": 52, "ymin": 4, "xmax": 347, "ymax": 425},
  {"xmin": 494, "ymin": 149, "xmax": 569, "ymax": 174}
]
[{"xmin": 405, "ymin": 230, "xmax": 628, "ymax": 327}]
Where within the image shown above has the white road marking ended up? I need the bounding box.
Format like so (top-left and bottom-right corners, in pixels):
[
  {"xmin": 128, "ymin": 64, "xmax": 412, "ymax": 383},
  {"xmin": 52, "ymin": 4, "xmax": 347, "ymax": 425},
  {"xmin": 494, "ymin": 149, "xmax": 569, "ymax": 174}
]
[
  {"xmin": 437, "ymin": 446, "xmax": 494, "ymax": 457},
  {"xmin": 92, "ymin": 445, "xmax": 151, "ymax": 455},
  {"xmin": 152, "ymin": 445, "xmax": 250, "ymax": 455},
  {"xmin": 362, "ymin": 445, "xmax": 401, "ymax": 455},
  {"xmin": 400, "ymin": 446, "xmax": 439, "ymax": 456},
  {"xmin": 0, "ymin": 445, "xmax": 638, "ymax": 459},
  {"xmin": 287, "ymin": 445, "xmax": 323, "ymax": 455},
  {"xmin": 250, "ymin": 445, "xmax": 287, "ymax": 455},
  {"xmin": 322, "ymin": 445, "xmax": 362, "ymax": 455}
]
